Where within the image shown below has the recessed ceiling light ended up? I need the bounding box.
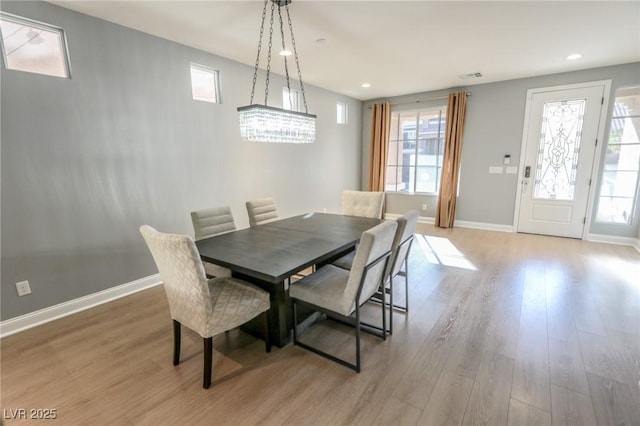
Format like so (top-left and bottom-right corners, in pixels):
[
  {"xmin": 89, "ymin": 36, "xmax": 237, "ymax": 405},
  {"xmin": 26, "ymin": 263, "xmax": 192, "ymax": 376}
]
[
  {"xmin": 566, "ymin": 53, "xmax": 582, "ymax": 61},
  {"xmin": 279, "ymin": 50, "xmax": 292, "ymax": 56},
  {"xmin": 361, "ymin": 83, "xmax": 371, "ymax": 88}
]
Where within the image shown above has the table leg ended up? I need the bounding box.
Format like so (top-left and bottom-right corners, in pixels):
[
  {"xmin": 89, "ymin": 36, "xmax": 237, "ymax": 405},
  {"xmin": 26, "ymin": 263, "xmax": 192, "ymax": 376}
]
[{"xmin": 233, "ymin": 273, "xmax": 291, "ymax": 348}]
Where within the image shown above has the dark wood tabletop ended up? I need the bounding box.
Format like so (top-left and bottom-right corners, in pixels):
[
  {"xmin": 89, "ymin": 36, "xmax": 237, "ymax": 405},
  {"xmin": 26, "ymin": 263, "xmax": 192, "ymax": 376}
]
[{"xmin": 196, "ymin": 212, "xmax": 384, "ymax": 284}]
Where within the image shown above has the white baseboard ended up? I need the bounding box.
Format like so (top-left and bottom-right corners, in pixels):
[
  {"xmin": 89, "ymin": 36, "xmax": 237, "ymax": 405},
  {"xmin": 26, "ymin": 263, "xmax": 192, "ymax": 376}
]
[
  {"xmin": 586, "ymin": 233, "xmax": 640, "ymax": 252},
  {"xmin": 385, "ymin": 213, "xmax": 513, "ymax": 233},
  {"xmin": 0, "ymin": 274, "xmax": 162, "ymax": 339},
  {"xmin": 385, "ymin": 213, "xmax": 435, "ymax": 224},
  {"xmin": 454, "ymin": 220, "xmax": 514, "ymax": 233}
]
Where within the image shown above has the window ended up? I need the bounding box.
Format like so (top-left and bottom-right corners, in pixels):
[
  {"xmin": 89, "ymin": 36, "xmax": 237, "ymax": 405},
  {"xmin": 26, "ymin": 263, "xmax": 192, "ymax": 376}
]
[
  {"xmin": 190, "ymin": 63, "xmax": 220, "ymax": 103},
  {"xmin": 596, "ymin": 86, "xmax": 640, "ymax": 224},
  {"xmin": 337, "ymin": 102, "xmax": 348, "ymax": 124},
  {"xmin": 282, "ymin": 87, "xmax": 301, "ymax": 111},
  {"xmin": 386, "ymin": 106, "xmax": 447, "ymax": 193},
  {"xmin": 0, "ymin": 12, "xmax": 71, "ymax": 78}
]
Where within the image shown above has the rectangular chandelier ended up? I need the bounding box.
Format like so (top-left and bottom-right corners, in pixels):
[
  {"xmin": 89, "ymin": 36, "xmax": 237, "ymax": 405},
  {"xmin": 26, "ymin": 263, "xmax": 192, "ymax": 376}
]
[
  {"xmin": 238, "ymin": 104, "xmax": 316, "ymax": 144},
  {"xmin": 238, "ymin": 0, "xmax": 316, "ymax": 144}
]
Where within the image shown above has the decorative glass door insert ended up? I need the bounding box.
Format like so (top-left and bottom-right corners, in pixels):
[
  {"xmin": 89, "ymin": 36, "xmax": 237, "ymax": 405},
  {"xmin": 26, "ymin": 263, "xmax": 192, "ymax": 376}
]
[
  {"xmin": 517, "ymin": 82, "xmax": 606, "ymax": 239},
  {"xmin": 533, "ymin": 100, "xmax": 586, "ymax": 201}
]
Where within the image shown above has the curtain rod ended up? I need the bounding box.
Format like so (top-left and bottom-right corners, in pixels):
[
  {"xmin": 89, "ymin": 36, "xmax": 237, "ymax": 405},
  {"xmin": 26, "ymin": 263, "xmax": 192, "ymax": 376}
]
[{"xmin": 367, "ymin": 92, "xmax": 471, "ymax": 109}]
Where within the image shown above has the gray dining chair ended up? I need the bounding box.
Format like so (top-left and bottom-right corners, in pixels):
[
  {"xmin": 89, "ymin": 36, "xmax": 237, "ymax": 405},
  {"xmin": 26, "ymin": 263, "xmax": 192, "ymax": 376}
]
[
  {"xmin": 290, "ymin": 220, "xmax": 397, "ymax": 372},
  {"xmin": 342, "ymin": 190, "xmax": 385, "ymax": 219},
  {"xmin": 246, "ymin": 197, "xmax": 279, "ymax": 227},
  {"xmin": 190, "ymin": 206, "xmax": 236, "ymax": 278},
  {"xmin": 332, "ymin": 210, "xmax": 419, "ymax": 333},
  {"xmin": 139, "ymin": 225, "xmax": 271, "ymax": 389}
]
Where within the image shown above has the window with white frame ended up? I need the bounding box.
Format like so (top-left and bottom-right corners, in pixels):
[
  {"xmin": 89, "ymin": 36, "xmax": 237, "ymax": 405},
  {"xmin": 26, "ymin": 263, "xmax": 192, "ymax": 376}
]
[
  {"xmin": 283, "ymin": 87, "xmax": 301, "ymax": 111},
  {"xmin": 337, "ymin": 102, "xmax": 348, "ymax": 124},
  {"xmin": 190, "ymin": 63, "xmax": 220, "ymax": 103},
  {"xmin": 385, "ymin": 106, "xmax": 447, "ymax": 193},
  {"xmin": 596, "ymin": 86, "xmax": 640, "ymax": 224},
  {"xmin": 0, "ymin": 12, "xmax": 71, "ymax": 78}
]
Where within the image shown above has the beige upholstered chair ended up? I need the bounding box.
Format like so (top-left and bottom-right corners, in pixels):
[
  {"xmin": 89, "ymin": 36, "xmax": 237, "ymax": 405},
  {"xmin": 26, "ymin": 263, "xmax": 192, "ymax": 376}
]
[
  {"xmin": 290, "ymin": 220, "xmax": 397, "ymax": 372},
  {"xmin": 139, "ymin": 225, "xmax": 271, "ymax": 389},
  {"xmin": 190, "ymin": 206, "xmax": 236, "ymax": 278},
  {"xmin": 191, "ymin": 206, "xmax": 236, "ymax": 240},
  {"xmin": 246, "ymin": 198, "xmax": 279, "ymax": 227},
  {"xmin": 342, "ymin": 190, "xmax": 385, "ymax": 219},
  {"xmin": 332, "ymin": 210, "xmax": 419, "ymax": 333}
]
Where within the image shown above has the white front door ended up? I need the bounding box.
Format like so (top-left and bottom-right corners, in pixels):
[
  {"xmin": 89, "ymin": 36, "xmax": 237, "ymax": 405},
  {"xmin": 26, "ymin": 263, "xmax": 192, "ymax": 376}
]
[{"xmin": 516, "ymin": 83, "xmax": 606, "ymax": 238}]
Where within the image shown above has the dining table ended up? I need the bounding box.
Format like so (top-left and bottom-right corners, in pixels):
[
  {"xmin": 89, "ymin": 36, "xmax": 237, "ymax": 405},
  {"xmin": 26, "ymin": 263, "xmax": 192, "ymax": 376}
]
[{"xmin": 195, "ymin": 212, "xmax": 384, "ymax": 347}]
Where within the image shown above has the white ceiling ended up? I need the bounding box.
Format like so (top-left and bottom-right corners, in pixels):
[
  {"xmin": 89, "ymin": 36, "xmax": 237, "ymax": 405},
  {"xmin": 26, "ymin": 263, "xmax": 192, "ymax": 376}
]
[{"xmin": 47, "ymin": 0, "xmax": 640, "ymax": 101}]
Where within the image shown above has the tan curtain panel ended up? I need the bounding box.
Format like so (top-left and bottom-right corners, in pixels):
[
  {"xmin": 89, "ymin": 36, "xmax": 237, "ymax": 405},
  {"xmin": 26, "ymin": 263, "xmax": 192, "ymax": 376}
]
[
  {"xmin": 368, "ymin": 102, "xmax": 391, "ymax": 192},
  {"xmin": 435, "ymin": 91, "xmax": 468, "ymax": 228}
]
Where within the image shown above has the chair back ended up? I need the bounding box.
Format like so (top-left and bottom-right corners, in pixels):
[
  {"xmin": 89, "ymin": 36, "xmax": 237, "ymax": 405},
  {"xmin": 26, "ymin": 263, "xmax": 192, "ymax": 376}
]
[
  {"xmin": 246, "ymin": 198, "xmax": 279, "ymax": 227},
  {"xmin": 139, "ymin": 225, "xmax": 212, "ymax": 336},
  {"xmin": 191, "ymin": 206, "xmax": 236, "ymax": 240},
  {"xmin": 388, "ymin": 210, "xmax": 419, "ymax": 278},
  {"xmin": 343, "ymin": 221, "xmax": 397, "ymax": 313},
  {"xmin": 342, "ymin": 190, "xmax": 385, "ymax": 219}
]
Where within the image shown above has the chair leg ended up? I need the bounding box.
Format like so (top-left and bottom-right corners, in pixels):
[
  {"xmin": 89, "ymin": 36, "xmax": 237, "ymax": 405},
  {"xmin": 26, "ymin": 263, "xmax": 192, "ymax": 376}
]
[
  {"xmin": 292, "ymin": 301, "xmax": 299, "ymax": 344},
  {"xmin": 388, "ymin": 276, "xmax": 393, "ymax": 335},
  {"xmin": 203, "ymin": 337, "xmax": 213, "ymax": 389},
  {"xmin": 404, "ymin": 258, "xmax": 409, "ymax": 312},
  {"xmin": 355, "ymin": 306, "xmax": 361, "ymax": 373},
  {"xmin": 381, "ymin": 283, "xmax": 387, "ymax": 341},
  {"xmin": 263, "ymin": 310, "xmax": 272, "ymax": 353},
  {"xmin": 172, "ymin": 320, "xmax": 181, "ymax": 366}
]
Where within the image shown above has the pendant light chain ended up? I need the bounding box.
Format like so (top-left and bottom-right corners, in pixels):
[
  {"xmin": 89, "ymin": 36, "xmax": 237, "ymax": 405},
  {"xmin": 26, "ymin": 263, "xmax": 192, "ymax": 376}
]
[
  {"xmin": 285, "ymin": 5, "xmax": 308, "ymax": 114},
  {"xmin": 277, "ymin": 5, "xmax": 293, "ymax": 109},
  {"xmin": 249, "ymin": 0, "xmax": 269, "ymax": 105},
  {"xmin": 264, "ymin": 1, "xmax": 276, "ymax": 105},
  {"xmin": 249, "ymin": 0, "xmax": 308, "ymax": 111}
]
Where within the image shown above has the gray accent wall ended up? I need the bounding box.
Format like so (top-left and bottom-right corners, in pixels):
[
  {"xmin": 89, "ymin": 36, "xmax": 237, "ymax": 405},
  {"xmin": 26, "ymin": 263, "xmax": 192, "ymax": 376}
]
[
  {"xmin": 0, "ymin": 1, "xmax": 363, "ymax": 320},
  {"xmin": 363, "ymin": 62, "xmax": 640, "ymax": 237}
]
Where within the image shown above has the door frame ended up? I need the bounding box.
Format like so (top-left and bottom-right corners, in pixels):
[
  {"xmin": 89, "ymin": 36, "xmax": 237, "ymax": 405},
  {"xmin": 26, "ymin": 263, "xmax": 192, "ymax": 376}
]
[{"xmin": 513, "ymin": 80, "xmax": 612, "ymax": 239}]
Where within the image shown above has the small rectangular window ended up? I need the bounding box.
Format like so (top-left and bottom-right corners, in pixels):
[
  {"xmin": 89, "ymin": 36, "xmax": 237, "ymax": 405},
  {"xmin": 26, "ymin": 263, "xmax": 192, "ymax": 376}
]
[
  {"xmin": 337, "ymin": 102, "xmax": 348, "ymax": 124},
  {"xmin": 0, "ymin": 12, "xmax": 71, "ymax": 78},
  {"xmin": 283, "ymin": 87, "xmax": 300, "ymax": 111},
  {"xmin": 190, "ymin": 63, "xmax": 221, "ymax": 103}
]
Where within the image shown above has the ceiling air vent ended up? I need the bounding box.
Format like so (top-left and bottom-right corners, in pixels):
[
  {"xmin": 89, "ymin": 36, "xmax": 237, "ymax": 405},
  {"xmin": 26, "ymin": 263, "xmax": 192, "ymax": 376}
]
[{"xmin": 458, "ymin": 72, "xmax": 483, "ymax": 80}]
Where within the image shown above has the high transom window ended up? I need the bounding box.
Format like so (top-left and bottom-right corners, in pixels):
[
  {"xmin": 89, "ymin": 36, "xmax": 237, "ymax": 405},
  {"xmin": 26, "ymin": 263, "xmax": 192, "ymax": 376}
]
[
  {"xmin": 386, "ymin": 106, "xmax": 447, "ymax": 193},
  {"xmin": 0, "ymin": 12, "xmax": 71, "ymax": 78},
  {"xmin": 190, "ymin": 63, "xmax": 221, "ymax": 103},
  {"xmin": 283, "ymin": 87, "xmax": 301, "ymax": 111}
]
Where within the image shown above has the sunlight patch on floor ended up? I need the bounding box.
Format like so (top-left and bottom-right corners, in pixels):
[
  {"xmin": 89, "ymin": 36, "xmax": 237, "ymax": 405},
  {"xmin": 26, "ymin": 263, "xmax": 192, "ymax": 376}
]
[
  {"xmin": 587, "ymin": 254, "xmax": 640, "ymax": 289},
  {"xmin": 415, "ymin": 234, "xmax": 477, "ymax": 270}
]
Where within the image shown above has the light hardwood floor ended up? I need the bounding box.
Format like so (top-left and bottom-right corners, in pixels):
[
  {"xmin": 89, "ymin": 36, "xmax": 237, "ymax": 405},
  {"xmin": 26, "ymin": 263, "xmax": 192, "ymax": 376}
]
[{"xmin": 2, "ymin": 225, "xmax": 639, "ymax": 425}]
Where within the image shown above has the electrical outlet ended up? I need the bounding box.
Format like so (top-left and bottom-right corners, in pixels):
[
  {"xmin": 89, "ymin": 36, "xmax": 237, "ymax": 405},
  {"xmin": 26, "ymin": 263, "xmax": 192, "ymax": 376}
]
[
  {"xmin": 16, "ymin": 280, "xmax": 31, "ymax": 296},
  {"xmin": 421, "ymin": 204, "xmax": 427, "ymax": 212}
]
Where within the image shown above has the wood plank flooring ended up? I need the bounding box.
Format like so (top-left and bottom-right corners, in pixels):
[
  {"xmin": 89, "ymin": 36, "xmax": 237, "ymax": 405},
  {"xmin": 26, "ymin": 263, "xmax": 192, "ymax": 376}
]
[{"xmin": 1, "ymin": 225, "xmax": 639, "ymax": 425}]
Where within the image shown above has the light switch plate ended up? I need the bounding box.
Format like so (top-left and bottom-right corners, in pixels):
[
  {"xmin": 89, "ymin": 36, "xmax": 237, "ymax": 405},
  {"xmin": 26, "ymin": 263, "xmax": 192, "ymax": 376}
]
[
  {"xmin": 16, "ymin": 280, "xmax": 31, "ymax": 296},
  {"xmin": 506, "ymin": 166, "xmax": 518, "ymax": 174},
  {"xmin": 489, "ymin": 166, "xmax": 503, "ymax": 174}
]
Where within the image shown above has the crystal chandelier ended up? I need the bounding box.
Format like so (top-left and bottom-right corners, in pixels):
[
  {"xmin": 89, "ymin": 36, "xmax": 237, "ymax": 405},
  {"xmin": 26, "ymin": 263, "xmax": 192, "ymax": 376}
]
[{"xmin": 238, "ymin": 0, "xmax": 316, "ymax": 144}]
